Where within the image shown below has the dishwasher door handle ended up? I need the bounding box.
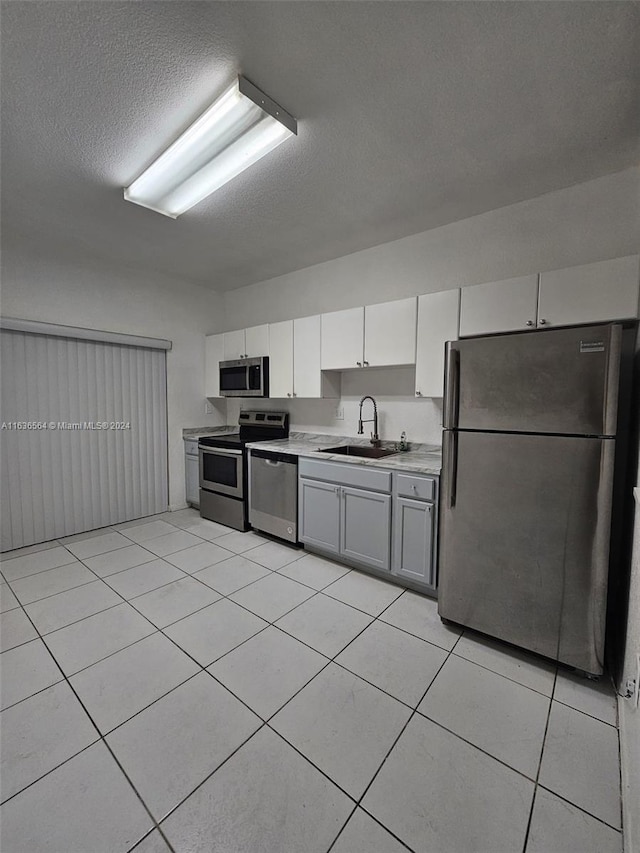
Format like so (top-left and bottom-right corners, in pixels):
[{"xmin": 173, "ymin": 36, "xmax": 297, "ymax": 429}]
[{"xmin": 264, "ymin": 459, "xmax": 282, "ymax": 467}]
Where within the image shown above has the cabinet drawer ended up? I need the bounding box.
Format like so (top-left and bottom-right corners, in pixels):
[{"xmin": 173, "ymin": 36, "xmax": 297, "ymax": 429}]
[
  {"xmin": 395, "ymin": 473, "xmax": 436, "ymax": 501},
  {"xmin": 299, "ymin": 458, "xmax": 391, "ymax": 493}
]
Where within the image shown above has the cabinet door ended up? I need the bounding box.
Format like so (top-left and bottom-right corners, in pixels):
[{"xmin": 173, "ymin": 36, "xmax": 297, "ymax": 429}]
[
  {"xmin": 415, "ymin": 289, "xmax": 460, "ymax": 398},
  {"xmin": 392, "ymin": 497, "xmax": 435, "ymax": 589},
  {"xmin": 293, "ymin": 314, "xmax": 322, "ymax": 398},
  {"xmin": 340, "ymin": 487, "xmax": 391, "ymax": 571},
  {"xmin": 185, "ymin": 453, "xmax": 200, "ymax": 506},
  {"xmin": 298, "ymin": 478, "xmax": 341, "ymax": 554},
  {"xmin": 245, "ymin": 324, "xmax": 270, "ymax": 357},
  {"xmin": 538, "ymin": 255, "xmax": 639, "ymax": 328},
  {"xmin": 269, "ymin": 320, "xmax": 294, "ymax": 398},
  {"xmin": 459, "ymin": 275, "xmax": 539, "ymax": 337},
  {"xmin": 364, "ymin": 297, "xmax": 417, "ymax": 366},
  {"xmin": 321, "ymin": 307, "xmax": 364, "ymax": 370},
  {"xmin": 205, "ymin": 333, "xmax": 224, "ymax": 397},
  {"xmin": 223, "ymin": 329, "xmax": 246, "ymax": 361}
]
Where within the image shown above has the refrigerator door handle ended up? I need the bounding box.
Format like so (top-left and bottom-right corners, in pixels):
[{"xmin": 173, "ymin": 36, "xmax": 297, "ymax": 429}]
[
  {"xmin": 443, "ymin": 345, "xmax": 460, "ymax": 429},
  {"xmin": 443, "ymin": 430, "xmax": 458, "ymax": 509}
]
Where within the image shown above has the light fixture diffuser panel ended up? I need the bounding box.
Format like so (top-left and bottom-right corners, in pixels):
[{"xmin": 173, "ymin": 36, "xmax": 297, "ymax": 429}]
[{"xmin": 124, "ymin": 76, "xmax": 296, "ymax": 217}]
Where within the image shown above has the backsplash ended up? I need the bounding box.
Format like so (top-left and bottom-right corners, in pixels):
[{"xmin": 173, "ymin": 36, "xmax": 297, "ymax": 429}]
[{"xmin": 225, "ymin": 365, "xmax": 444, "ymax": 446}]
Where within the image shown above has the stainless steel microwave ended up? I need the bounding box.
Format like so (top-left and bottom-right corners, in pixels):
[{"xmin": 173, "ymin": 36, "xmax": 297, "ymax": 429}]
[{"xmin": 219, "ymin": 356, "xmax": 269, "ymax": 397}]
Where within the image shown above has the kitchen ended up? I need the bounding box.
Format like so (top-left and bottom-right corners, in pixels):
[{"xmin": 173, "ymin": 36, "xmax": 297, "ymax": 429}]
[{"xmin": 1, "ymin": 3, "xmax": 639, "ymax": 853}]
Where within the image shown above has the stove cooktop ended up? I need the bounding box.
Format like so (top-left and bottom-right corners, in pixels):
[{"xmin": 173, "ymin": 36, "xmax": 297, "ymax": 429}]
[
  {"xmin": 198, "ymin": 433, "xmax": 242, "ymax": 449},
  {"xmin": 198, "ymin": 411, "xmax": 289, "ymax": 450}
]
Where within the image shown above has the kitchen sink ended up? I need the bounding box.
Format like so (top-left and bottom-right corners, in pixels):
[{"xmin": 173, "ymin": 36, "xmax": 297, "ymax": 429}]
[{"xmin": 319, "ymin": 445, "xmax": 398, "ymax": 459}]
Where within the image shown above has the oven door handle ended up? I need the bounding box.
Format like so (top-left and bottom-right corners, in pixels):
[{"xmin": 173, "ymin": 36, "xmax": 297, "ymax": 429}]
[{"xmin": 199, "ymin": 446, "xmax": 243, "ymax": 457}]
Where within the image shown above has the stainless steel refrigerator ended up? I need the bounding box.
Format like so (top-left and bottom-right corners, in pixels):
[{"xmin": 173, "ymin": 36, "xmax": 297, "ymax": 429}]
[{"xmin": 438, "ymin": 323, "xmax": 633, "ymax": 675}]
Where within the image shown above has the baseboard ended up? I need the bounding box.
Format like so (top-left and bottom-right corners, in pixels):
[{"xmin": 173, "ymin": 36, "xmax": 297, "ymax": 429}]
[
  {"xmin": 168, "ymin": 502, "xmax": 190, "ymax": 512},
  {"xmin": 619, "ymin": 694, "xmax": 640, "ymax": 853}
]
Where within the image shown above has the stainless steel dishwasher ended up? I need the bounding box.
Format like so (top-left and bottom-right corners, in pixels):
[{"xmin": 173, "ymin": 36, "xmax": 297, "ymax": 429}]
[{"xmin": 249, "ymin": 448, "xmax": 298, "ymax": 543}]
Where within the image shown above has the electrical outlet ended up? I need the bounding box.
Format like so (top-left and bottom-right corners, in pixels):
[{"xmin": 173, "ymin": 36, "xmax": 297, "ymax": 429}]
[
  {"xmin": 204, "ymin": 400, "xmax": 214, "ymax": 415},
  {"xmin": 334, "ymin": 406, "xmax": 344, "ymax": 421}
]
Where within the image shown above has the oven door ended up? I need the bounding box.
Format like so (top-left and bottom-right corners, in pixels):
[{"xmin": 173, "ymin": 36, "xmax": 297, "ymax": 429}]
[{"xmin": 199, "ymin": 446, "xmax": 244, "ymax": 498}]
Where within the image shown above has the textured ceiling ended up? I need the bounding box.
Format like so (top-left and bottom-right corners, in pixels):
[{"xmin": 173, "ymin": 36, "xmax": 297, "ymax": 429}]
[{"xmin": 2, "ymin": 1, "xmax": 639, "ymax": 292}]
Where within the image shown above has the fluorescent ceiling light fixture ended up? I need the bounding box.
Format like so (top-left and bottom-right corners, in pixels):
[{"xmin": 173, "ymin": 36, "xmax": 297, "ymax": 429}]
[{"xmin": 124, "ymin": 76, "xmax": 297, "ymax": 218}]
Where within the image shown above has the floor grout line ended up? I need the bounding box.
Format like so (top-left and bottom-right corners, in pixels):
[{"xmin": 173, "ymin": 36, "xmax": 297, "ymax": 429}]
[
  {"xmin": 0, "ymin": 592, "xmax": 178, "ymax": 853},
  {"xmin": 1, "ymin": 516, "xmax": 624, "ymax": 852},
  {"xmin": 6, "ymin": 575, "xmax": 103, "ymax": 608},
  {"xmin": 520, "ymin": 666, "xmax": 558, "ymax": 853},
  {"xmin": 550, "ymin": 696, "xmax": 618, "ymax": 727},
  {"xmin": 534, "ymin": 783, "xmax": 624, "ymax": 834}
]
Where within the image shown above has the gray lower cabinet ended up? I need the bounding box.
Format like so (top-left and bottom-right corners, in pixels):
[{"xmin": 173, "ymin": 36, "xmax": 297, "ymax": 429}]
[
  {"xmin": 392, "ymin": 497, "xmax": 435, "ymax": 589},
  {"xmin": 184, "ymin": 439, "xmax": 200, "ymax": 507},
  {"xmin": 299, "ymin": 458, "xmax": 439, "ymax": 593},
  {"xmin": 391, "ymin": 472, "xmax": 438, "ymax": 594},
  {"xmin": 340, "ymin": 487, "xmax": 391, "ymax": 571},
  {"xmin": 299, "ymin": 459, "xmax": 391, "ymax": 572},
  {"xmin": 299, "ymin": 477, "xmax": 341, "ymax": 554}
]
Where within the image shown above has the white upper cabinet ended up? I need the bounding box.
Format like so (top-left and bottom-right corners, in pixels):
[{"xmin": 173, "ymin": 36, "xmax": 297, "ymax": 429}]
[
  {"xmin": 267, "ymin": 314, "xmax": 338, "ymax": 398},
  {"xmin": 294, "ymin": 314, "xmax": 325, "ymax": 397},
  {"xmin": 321, "ymin": 298, "xmax": 417, "ymax": 371},
  {"xmin": 537, "ymin": 255, "xmax": 640, "ymax": 328},
  {"xmin": 460, "ymin": 257, "xmax": 639, "ymax": 338},
  {"xmin": 415, "ymin": 289, "xmax": 460, "ymax": 398},
  {"xmin": 204, "ymin": 333, "xmax": 224, "ymax": 397},
  {"xmin": 364, "ymin": 297, "xmax": 417, "ymax": 366},
  {"xmin": 223, "ymin": 329, "xmax": 246, "ymax": 361},
  {"xmin": 459, "ymin": 275, "xmax": 539, "ymax": 337},
  {"xmin": 245, "ymin": 324, "xmax": 269, "ymax": 357},
  {"xmin": 223, "ymin": 324, "xmax": 269, "ymax": 360},
  {"xmin": 268, "ymin": 320, "xmax": 294, "ymax": 398},
  {"xmin": 321, "ymin": 307, "xmax": 365, "ymax": 370}
]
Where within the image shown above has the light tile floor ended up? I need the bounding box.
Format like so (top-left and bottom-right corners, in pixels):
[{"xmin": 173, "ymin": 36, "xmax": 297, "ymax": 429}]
[{"xmin": 0, "ymin": 509, "xmax": 623, "ymax": 853}]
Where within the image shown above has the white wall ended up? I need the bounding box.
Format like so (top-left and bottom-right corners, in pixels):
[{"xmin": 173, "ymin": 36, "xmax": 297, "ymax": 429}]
[
  {"xmin": 0, "ymin": 251, "xmax": 227, "ymax": 510},
  {"xmin": 227, "ymin": 366, "xmax": 443, "ymax": 447},
  {"xmin": 225, "ymin": 168, "xmax": 640, "ymax": 444}
]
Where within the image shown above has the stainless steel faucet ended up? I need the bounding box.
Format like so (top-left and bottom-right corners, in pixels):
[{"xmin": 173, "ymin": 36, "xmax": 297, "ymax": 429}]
[{"xmin": 358, "ymin": 395, "xmax": 381, "ymax": 447}]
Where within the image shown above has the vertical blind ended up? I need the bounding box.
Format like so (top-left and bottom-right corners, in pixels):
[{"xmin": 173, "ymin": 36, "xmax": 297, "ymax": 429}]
[{"xmin": 1, "ymin": 329, "xmax": 168, "ymax": 551}]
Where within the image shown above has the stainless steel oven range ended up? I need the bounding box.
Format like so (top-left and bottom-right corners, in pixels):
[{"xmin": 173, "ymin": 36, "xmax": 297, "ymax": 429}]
[{"xmin": 198, "ymin": 410, "xmax": 289, "ymax": 531}]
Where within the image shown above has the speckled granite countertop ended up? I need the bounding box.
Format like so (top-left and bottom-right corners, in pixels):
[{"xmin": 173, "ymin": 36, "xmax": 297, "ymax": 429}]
[
  {"xmin": 183, "ymin": 426, "xmax": 237, "ymax": 439},
  {"xmin": 245, "ymin": 432, "xmax": 442, "ymax": 475}
]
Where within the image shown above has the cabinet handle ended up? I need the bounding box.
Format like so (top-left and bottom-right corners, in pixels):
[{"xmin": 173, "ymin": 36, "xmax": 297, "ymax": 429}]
[
  {"xmin": 526, "ymin": 320, "xmax": 534, "ymax": 327},
  {"xmin": 334, "ymin": 486, "xmax": 340, "ymax": 495},
  {"xmin": 287, "ymin": 393, "xmax": 291, "ymax": 397},
  {"xmin": 356, "ymin": 361, "xmax": 362, "ymax": 367},
  {"xmin": 538, "ymin": 319, "xmax": 547, "ymax": 326},
  {"xmin": 363, "ymin": 361, "xmax": 369, "ymax": 367},
  {"xmin": 292, "ymin": 392, "xmax": 297, "ymax": 397},
  {"xmin": 415, "ymin": 390, "xmax": 422, "ymax": 397}
]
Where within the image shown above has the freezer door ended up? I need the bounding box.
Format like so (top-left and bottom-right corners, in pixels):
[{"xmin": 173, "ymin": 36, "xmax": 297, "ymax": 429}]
[
  {"xmin": 443, "ymin": 324, "xmax": 622, "ymax": 436},
  {"xmin": 438, "ymin": 430, "xmax": 615, "ymax": 674}
]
